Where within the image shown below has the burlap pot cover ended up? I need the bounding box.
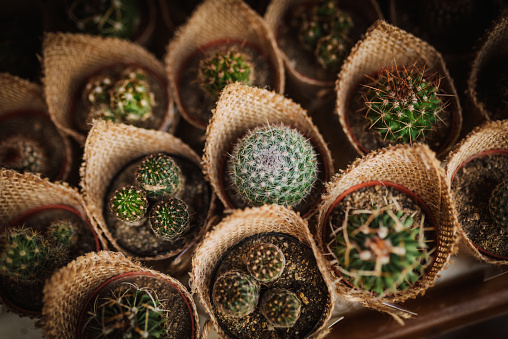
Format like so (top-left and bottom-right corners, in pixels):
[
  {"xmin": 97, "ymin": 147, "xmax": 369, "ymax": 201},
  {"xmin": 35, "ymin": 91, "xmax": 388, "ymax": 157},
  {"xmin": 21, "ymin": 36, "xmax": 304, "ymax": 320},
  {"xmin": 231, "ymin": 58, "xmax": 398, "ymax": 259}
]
[
  {"xmin": 202, "ymin": 82, "xmax": 334, "ymax": 218},
  {"xmin": 191, "ymin": 204, "xmax": 335, "ymax": 339},
  {"xmin": 335, "ymin": 20, "xmax": 463, "ymax": 160},
  {"xmin": 42, "ymin": 250, "xmax": 200, "ymax": 339},
  {"xmin": 0, "ymin": 73, "xmax": 72, "ymax": 181},
  {"xmin": 445, "ymin": 119, "xmax": 508, "ymax": 266},
  {"xmin": 42, "ymin": 32, "xmax": 176, "ymax": 145},
  {"xmin": 165, "ymin": 0, "xmax": 285, "ymax": 130},
  {"xmin": 80, "ymin": 120, "xmax": 217, "ymax": 262},
  {"xmin": 315, "ymin": 143, "xmax": 458, "ymax": 321}
]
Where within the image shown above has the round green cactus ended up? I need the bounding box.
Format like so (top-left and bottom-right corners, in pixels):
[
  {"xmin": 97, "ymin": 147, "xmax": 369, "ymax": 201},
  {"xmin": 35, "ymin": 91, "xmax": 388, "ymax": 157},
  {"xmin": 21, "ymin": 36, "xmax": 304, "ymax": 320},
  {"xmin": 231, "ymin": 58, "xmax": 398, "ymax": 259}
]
[
  {"xmin": 259, "ymin": 288, "xmax": 302, "ymax": 328},
  {"xmin": 227, "ymin": 124, "xmax": 318, "ymax": 208},
  {"xmin": 315, "ymin": 33, "xmax": 351, "ymax": 72},
  {"xmin": 0, "ymin": 135, "xmax": 48, "ymax": 174},
  {"xmin": 363, "ymin": 64, "xmax": 447, "ymax": 144},
  {"xmin": 135, "ymin": 153, "xmax": 184, "ymax": 198},
  {"xmin": 245, "ymin": 243, "xmax": 285, "ymax": 283},
  {"xmin": 212, "ymin": 270, "xmax": 260, "ymax": 317},
  {"xmin": 149, "ymin": 197, "xmax": 190, "ymax": 241},
  {"xmin": 489, "ymin": 180, "xmax": 508, "ymax": 228},
  {"xmin": 111, "ymin": 76, "xmax": 153, "ymax": 123},
  {"xmin": 83, "ymin": 75, "xmax": 114, "ymax": 106},
  {"xmin": 48, "ymin": 219, "xmax": 77, "ymax": 248},
  {"xmin": 109, "ymin": 186, "xmax": 148, "ymax": 223}
]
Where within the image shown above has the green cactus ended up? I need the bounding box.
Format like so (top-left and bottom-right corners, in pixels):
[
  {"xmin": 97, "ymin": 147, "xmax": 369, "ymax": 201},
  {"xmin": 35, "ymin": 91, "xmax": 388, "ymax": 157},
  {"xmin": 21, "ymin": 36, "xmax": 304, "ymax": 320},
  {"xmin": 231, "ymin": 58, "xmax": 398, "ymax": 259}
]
[
  {"xmin": 245, "ymin": 243, "xmax": 285, "ymax": 283},
  {"xmin": 315, "ymin": 33, "xmax": 351, "ymax": 72},
  {"xmin": 149, "ymin": 197, "xmax": 190, "ymax": 241},
  {"xmin": 48, "ymin": 219, "xmax": 78, "ymax": 248},
  {"xmin": 111, "ymin": 76, "xmax": 153, "ymax": 123},
  {"xmin": 135, "ymin": 153, "xmax": 185, "ymax": 198},
  {"xmin": 332, "ymin": 207, "xmax": 430, "ymax": 296},
  {"xmin": 489, "ymin": 180, "xmax": 508, "ymax": 228},
  {"xmin": 212, "ymin": 271, "xmax": 260, "ymax": 317},
  {"xmin": 198, "ymin": 48, "xmax": 253, "ymax": 99},
  {"xmin": 109, "ymin": 186, "xmax": 148, "ymax": 223},
  {"xmin": 259, "ymin": 288, "xmax": 302, "ymax": 328},
  {"xmin": 363, "ymin": 64, "xmax": 447, "ymax": 144},
  {"xmin": 0, "ymin": 135, "xmax": 48, "ymax": 174},
  {"xmin": 227, "ymin": 124, "xmax": 318, "ymax": 208},
  {"xmin": 83, "ymin": 75, "xmax": 114, "ymax": 107}
]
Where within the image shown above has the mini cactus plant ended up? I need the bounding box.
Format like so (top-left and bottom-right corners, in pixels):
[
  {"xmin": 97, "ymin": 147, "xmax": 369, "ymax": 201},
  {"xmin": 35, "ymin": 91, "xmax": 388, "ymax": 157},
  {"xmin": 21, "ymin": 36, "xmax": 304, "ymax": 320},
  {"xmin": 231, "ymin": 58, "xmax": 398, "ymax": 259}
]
[
  {"xmin": 244, "ymin": 242, "xmax": 285, "ymax": 283},
  {"xmin": 135, "ymin": 153, "xmax": 185, "ymax": 198},
  {"xmin": 315, "ymin": 33, "xmax": 351, "ymax": 71},
  {"xmin": 212, "ymin": 270, "xmax": 260, "ymax": 317},
  {"xmin": 362, "ymin": 63, "xmax": 448, "ymax": 144},
  {"xmin": 259, "ymin": 288, "xmax": 302, "ymax": 328},
  {"xmin": 0, "ymin": 135, "xmax": 48, "ymax": 174},
  {"xmin": 149, "ymin": 197, "xmax": 190, "ymax": 241},
  {"xmin": 489, "ymin": 180, "xmax": 508, "ymax": 228},
  {"xmin": 111, "ymin": 77, "xmax": 153, "ymax": 123},
  {"xmin": 48, "ymin": 219, "xmax": 78, "ymax": 248},
  {"xmin": 198, "ymin": 48, "xmax": 253, "ymax": 99},
  {"xmin": 109, "ymin": 185, "xmax": 148, "ymax": 223},
  {"xmin": 83, "ymin": 75, "xmax": 114, "ymax": 107},
  {"xmin": 227, "ymin": 124, "xmax": 319, "ymax": 208}
]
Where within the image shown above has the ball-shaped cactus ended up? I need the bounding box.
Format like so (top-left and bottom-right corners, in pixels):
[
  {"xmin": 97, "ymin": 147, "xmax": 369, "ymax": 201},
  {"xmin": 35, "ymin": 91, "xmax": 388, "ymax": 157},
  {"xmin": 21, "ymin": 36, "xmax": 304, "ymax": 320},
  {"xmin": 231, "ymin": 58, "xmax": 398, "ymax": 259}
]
[
  {"xmin": 227, "ymin": 124, "xmax": 319, "ymax": 208},
  {"xmin": 111, "ymin": 76, "xmax": 153, "ymax": 123},
  {"xmin": 83, "ymin": 75, "xmax": 114, "ymax": 106},
  {"xmin": 489, "ymin": 180, "xmax": 508, "ymax": 228},
  {"xmin": 245, "ymin": 243, "xmax": 285, "ymax": 283},
  {"xmin": 109, "ymin": 186, "xmax": 148, "ymax": 223},
  {"xmin": 315, "ymin": 33, "xmax": 351, "ymax": 72},
  {"xmin": 149, "ymin": 197, "xmax": 190, "ymax": 241},
  {"xmin": 363, "ymin": 64, "xmax": 447, "ymax": 144},
  {"xmin": 135, "ymin": 153, "xmax": 185, "ymax": 198},
  {"xmin": 212, "ymin": 270, "xmax": 260, "ymax": 317},
  {"xmin": 260, "ymin": 288, "xmax": 302, "ymax": 328},
  {"xmin": 48, "ymin": 219, "xmax": 77, "ymax": 248},
  {"xmin": 0, "ymin": 135, "xmax": 48, "ymax": 174}
]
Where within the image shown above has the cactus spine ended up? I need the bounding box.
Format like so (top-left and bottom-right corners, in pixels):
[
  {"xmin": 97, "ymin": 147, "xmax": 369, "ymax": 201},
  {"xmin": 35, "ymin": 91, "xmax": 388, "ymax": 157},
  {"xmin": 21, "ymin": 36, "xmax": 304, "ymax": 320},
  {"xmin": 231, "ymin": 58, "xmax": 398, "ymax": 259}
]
[
  {"xmin": 135, "ymin": 153, "xmax": 184, "ymax": 198},
  {"xmin": 149, "ymin": 197, "xmax": 190, "ymax": 241},
  {"xmin": 489, "ymin": 180, "xmax": 508, "ymax": 228},
  {"xmin": 260, "ymin": 288, "xmax": 302, "ymax": 328},
  {"xmin": 212, "ymin": 271, "xmax": 260, "ymax": 317},
  {"xmin": 245, "ymin": 243, "xmax": 285, "ymax": 283},
  {"xmin": 0, "ymin": 135, "xmax": 48, "ymax": 174},
  {"xmin": 109, "ymin": 186, "xmax": 148, "ymax": 223}
]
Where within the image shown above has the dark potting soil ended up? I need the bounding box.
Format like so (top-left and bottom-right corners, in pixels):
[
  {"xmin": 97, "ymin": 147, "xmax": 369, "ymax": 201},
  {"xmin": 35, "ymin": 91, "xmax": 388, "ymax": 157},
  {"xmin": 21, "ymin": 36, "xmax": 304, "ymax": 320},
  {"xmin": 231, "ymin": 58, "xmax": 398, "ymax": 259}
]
[
  {"xmin": 210, "ymin": 232, "xmax": 329, "ymax": 339},
  {"xmin": 451, "ymin": 152, "xmax": 508, "ymax": 258},
  {"xmin": 476, "ymin": 59, "xmax": 508, "ymax": 121}
]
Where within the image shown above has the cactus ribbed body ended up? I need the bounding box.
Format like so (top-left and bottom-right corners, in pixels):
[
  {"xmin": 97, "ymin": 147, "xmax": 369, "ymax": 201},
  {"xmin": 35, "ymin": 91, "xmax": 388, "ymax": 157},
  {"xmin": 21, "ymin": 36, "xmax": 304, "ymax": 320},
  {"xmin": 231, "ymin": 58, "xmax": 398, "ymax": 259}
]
[
  {"xmin": 245, "ymin": 243, "xmax": 285, "ymax": 283},
  {"xmin": 109, "ymin": 186, "xmax": 148, "ymax": 222},
  {"xmin": 112, "ymin": 77, "xmax": 153, "ymax": 123},
  {"xmin": 0, "ymin": 135, "xmax": 47, "ymax": 174},
  {"xmin": 48, "ymin": 219, "xmax": 77, "ymax": 248},
  {"xmin": 135, "ymin": 153, "xmax": 184, "ymax": 198},
  {"xmin": 212, "ymin": 271, "xmax": 260, "ymax": 317},
  {"xmin": 149, "ymin": 197, "xmax": 190, "ymax": 241},
  {"xmin": 260, "ymin": 288, "xmax": 302, "ymax": 328},
  {"xmin": 489, "ymin": 180, "xmax": 508, "ymax": 228}
]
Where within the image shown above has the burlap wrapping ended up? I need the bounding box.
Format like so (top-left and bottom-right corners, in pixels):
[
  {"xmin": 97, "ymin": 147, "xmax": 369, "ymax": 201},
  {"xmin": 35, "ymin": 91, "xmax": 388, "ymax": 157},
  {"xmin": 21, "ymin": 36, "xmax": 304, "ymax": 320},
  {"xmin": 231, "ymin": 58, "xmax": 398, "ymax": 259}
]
[
  {"xmin": 41, "ymin": 250, "xmax": 200, "ymax": 339},
  {"xmin": 164, "ymin": 0, "xmax": 285, "ymax": 129},
  {"xmin": 0, "ymin": 73, "xmax": 72, "ymax": 181},
  {"xmin": 445, "ymin": 119, "xmax": 508, "ymax": 266},
  {"xmin": 42, "ymin": 32, "xmax": 175, "ymax": 145},
  {"xmin": 315, "ymin": 143, "xmax": 458, "ymax": 321},
  {"xmin": 190, "ymin": 204, "xmax": 335, "ymax": 339},
  {"xmin": 202, "ymin": 82, "xmax": 334, "ymax": 217},
  {"xmin": 335, "ymin": 20, "xmax": 463, "ymax": 160},
  {"xmin": 80, "ymin": 120, "xmax": 216, "ymax": 262}
]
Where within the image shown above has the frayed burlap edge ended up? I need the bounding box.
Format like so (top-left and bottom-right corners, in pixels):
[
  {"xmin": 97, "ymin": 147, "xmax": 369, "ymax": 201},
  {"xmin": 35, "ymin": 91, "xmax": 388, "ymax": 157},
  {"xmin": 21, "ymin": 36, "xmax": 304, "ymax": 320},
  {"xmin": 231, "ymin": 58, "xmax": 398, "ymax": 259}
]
[
  {"xmin": 80, "ymin": 120, "xmax": 217, "ymax": 262},
  {"xmin": 190, "ymin": 204, "xmax": 335, "ymax": 339},
  {"xmin": 315, "ymin": 143, "xmax": 458, "ymax": 322},
  {"xmin": 335, "ymin": 20, "xmax": 462, "ymax": 160},
  {"xmin": 164, "ymin": 0, "xmax": 285, "ymax": 129},
  {"xmin": 41, "ymin": 250, "xmax": 200, "ymax": 339},
  {"xmin": 42, "ymin": 32, "xmax": 175, "ymax": 145},
  {"xmin": 445, "ymin": 119, "xmax": 508, "ymax": 266}
]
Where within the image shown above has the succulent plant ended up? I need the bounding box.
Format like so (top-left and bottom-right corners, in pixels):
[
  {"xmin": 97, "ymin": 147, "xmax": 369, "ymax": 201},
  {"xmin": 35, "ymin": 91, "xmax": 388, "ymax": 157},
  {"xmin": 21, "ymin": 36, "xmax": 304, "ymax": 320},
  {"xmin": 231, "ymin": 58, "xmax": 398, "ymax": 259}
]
[
  {"xmin": 332, "ymin": 207, "xmax": 430, "ymax": 296},
  {"xmin": 149, "ymin": 197, "xmax": 190, "ymax": 241},
  {"xmin": 198, "ymin": 48, "xmax": 253, "ymax": 99},
  {"xmin": 0, "ymin": 135, "xmax": 48, "ymax": 174},
  {"xmin": 227, "ymin": 124, "xmax": 319, "ymax": 208},
  {"xmin": 489, "ymin": 180, "xmax": 508, "ymax": 228},
  {"xmin": 109, "ymin": 186, "xmax": 148, "ymax": 223},
  {"xmin": 83, "ymin": 75, "xmax": 114, "ymax": 106},
  {"xmin": 245, "ymin": 242, "xmax": 285, "ymax": 283},
  {"xmin": 135, "ymin": 153, "xmax": 184, "ymax": 198},
  {"xmin": 315, "ymin": 33, "xmax": 351, "ymax": 72},
  {"xmin": 259, "ymin": 288, "xmax": 302, "ymax": 328},
  {"xmin": 48, "ymin": 219, "xmax": 78, "ymax": 248},
  {"xmin": 111, "ymin": 76, "xmax": 153, "ymax": 123},
  {"xmin": 212, "ymin": 270, "xmax": 260, "ymax": 317},
  {"xmin": 363, "ymin": 64, "xmax": 447, "ymax": 144}
]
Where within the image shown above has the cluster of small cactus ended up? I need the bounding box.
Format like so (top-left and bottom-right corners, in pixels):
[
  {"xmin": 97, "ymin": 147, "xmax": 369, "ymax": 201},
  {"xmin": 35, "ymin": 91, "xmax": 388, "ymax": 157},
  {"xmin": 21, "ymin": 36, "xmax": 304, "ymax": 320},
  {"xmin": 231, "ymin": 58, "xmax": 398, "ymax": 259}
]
[
  {"xmin": 259, "ymin": 288, "xmax": 302, "ymax": 328},
  {"xmin": 331, "ymin": 207, "xmax": 431, "ymax": 296},
  {"xmin": 227, "ymin": 124, "xmax": 318, "ymax": 208},
  {"xmin": 489, "ymin": 180, "xmax": 508, "ymax": 228},
  {"xmin": 0, "ymin": 134, "xmax": 48, "ymax": 174},
  {"xmin": 245, "ymin": 242, "xmax": 286, "ymax": 283},
  {"xmin": 362, "ymin": 63, "xmax": 447, "ymax": 145}
]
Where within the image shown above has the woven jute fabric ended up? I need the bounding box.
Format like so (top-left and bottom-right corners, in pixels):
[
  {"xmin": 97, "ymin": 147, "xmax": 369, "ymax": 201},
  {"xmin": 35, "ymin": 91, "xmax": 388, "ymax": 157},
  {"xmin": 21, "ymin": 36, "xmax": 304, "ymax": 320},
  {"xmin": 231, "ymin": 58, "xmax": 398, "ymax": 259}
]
[
  {"xmin": 164, "ymin": 0, "xmax": 285, "ymax": 129},
  {"xmin": 335, "ymin": 20, "xmax": 462, "ymax": 160},
  {"xmin": 315, "ymin": 143, "xmax": 458, "ymax": 321},
  {"xmin": 42, "ymin": 250, "xmax": 200, "ymax": 339},
  {"xmin": 42, "ymin": 32, "xmax": 175, "ymax": 145},
  {"xmin": 80, "ymin": 120, "xmax": 216, "ymax": 261},
  {"xmin": 202, "ymin": 82, "xmax": 334, "ymax": 216},
  {"xmin": 190, "ymin": 204, "xmax": 335, "ymax": 339},
  {"xmin": 445, "ymin": 119, "xmax": 508, "ymax": 265}
]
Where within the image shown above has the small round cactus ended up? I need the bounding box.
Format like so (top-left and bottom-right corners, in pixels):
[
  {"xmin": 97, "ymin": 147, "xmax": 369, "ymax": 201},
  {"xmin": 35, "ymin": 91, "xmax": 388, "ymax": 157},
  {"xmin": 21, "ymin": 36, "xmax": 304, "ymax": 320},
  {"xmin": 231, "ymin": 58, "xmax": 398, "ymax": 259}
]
[
  {"xmin": 83, "ymin": 75, "xmax": 114, "ymax": 106},
  {"xmin": 363, "ymin": 64, "xmax": 447, "ymax": 144},
  {"xmin": 48, "ymin": 219, "xmax": 78, "ymax": 248},
  {"xmin": 149, "ymin": 197, "xmax": 190, "ymax": 241},
  {"xmin": 245, "ymin": 243, "xmax": 285, "ymax": 283},
  {"xmin": 111, "ymin": 77, "xmax": 153, "ymax": 123},
  {"xmin": 109, "ymin": 186, "xmax": 148, "ymax": 223},
  {"xmin": 489, "ymin": 180, "xmax": 508, "ymax": 228},
  {"xmin": 135, "ymin": 153, "xmax": 185, "ymax": 198},
  {"xmin": 0, "ymin": 135, "xmax": 48, "ymax": 174},
  {"xmin": 212, "ymin": 270, "xmax": 260, "ymax": 317},
  {"xmin": 315, "ymin": 33, "xmax": 351, "ymax": 72},
  {"xmin": 227, "ymin": 124, "xmax": 319, "ymax": 208},
  {"xmin": 259, "ymin": 288, "xmax": 302, "ymax": 328}
]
